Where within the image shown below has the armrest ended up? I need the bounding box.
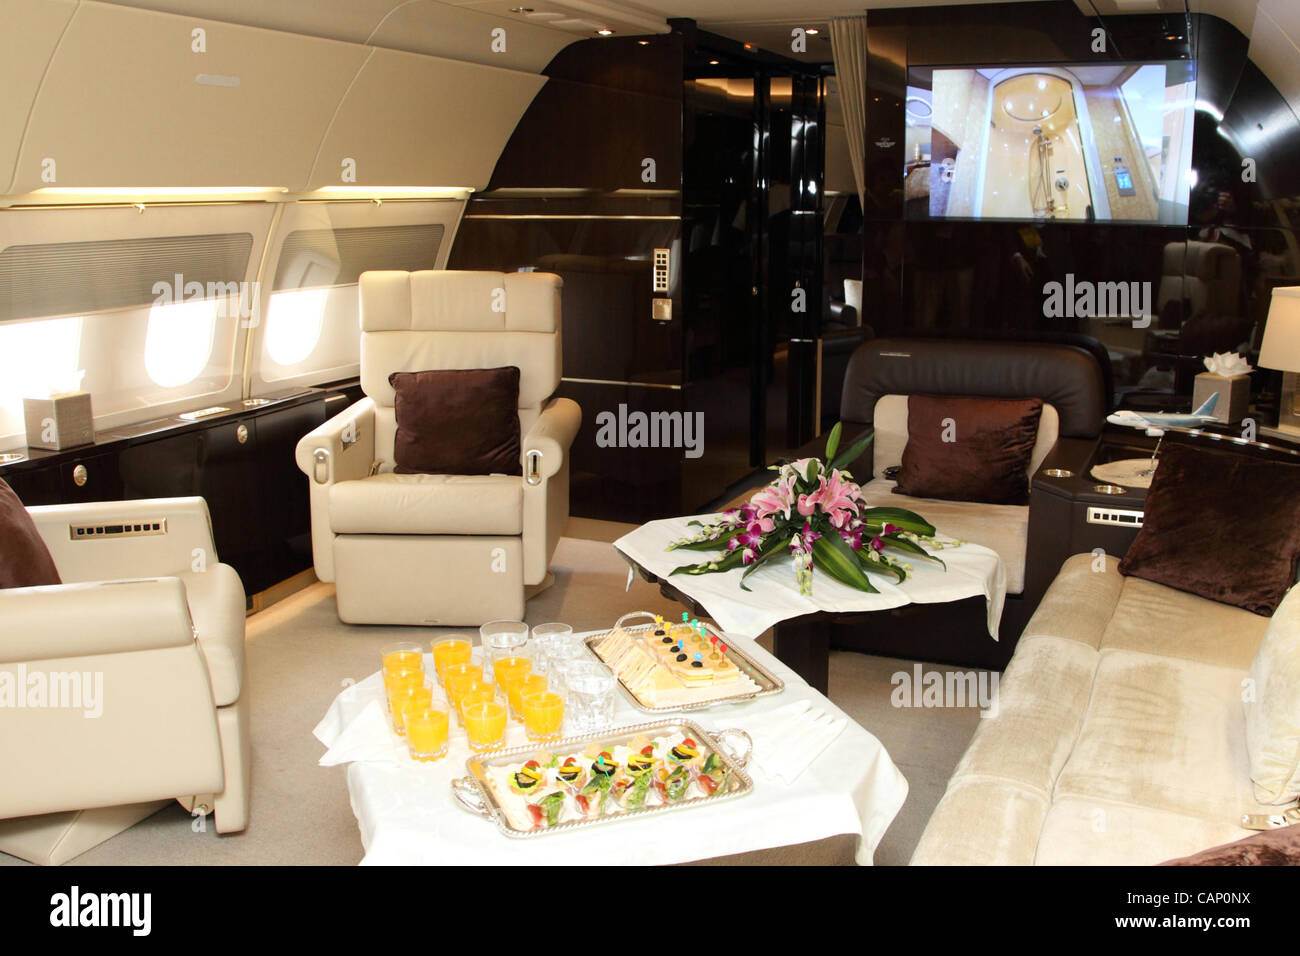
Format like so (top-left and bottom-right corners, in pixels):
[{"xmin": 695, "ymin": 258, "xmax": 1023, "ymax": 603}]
[
  {"xmin": 27, "ymin": 496, "xmax": 218, "ymax": 583},
  {"xmin": 0, "ymin": 577, "xmax": 194, "ymax": 663},
  {"xmin": 522, "ymin": 397, "xmax": 581, "ymax": 484},
  {"xmin": 295, "ymin": 396, "xmax": 377, "ymax": 486}
]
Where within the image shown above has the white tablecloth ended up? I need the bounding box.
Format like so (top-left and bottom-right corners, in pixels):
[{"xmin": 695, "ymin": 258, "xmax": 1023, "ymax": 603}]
[
  {"xmin": 314, "ymin": 632, "xmax": 908, "ymax": 866},
  {"xmin": 614, "ymin": 513, "xmax": 1007, "ymax": 640}
]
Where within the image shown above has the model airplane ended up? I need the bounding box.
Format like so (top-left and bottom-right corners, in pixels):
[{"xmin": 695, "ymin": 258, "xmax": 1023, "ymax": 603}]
[{"xmin": 1106, "ymin": 395, "xmax": 1220, "ymax": 435}]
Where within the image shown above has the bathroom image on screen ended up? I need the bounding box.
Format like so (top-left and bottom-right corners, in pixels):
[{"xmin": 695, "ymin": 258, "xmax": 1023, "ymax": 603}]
[{"xmin": 904, "ymin": 62, "xmax": 1195, "ymax": 224}]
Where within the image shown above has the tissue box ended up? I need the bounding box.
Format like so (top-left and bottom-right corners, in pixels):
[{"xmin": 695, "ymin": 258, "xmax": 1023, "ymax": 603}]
[
  {"xmin": 23, "ymin": 392, "xmax": 95, "ymax": 450},
  {"xmin": 1192, "ymin": 372, "xmax": 1250, "ymax": 424}
]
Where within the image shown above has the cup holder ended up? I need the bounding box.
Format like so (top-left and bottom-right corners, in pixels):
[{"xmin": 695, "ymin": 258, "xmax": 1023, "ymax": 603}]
[
  {"xmin": 0, "ymin": 453, "xmax": 26, "ymax": 465},
  {"xmin": 1093, "ymin": 483, "xmax": 1128, "ymax": 495},
  {"xmin": 1042, "ymin": 468, "xmax": 1074, "ymax": 478}
]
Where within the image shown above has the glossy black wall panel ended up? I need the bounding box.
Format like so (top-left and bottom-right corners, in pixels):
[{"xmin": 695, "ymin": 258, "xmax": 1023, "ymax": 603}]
[
  {"xmin": 556, "ymin": 380, "xmax": 686, "ymax": 520},
  {"xmin": 450, "ymin": 218, "xmax": 681, "ymax": 385},
  {"xmin": 857, "ymin": 1, "xmax": 1300, "ymax": 422}
]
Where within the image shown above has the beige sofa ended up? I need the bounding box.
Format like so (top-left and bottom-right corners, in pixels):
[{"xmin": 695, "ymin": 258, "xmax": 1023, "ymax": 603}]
[
  {"xmin": 0, "ymin": 497, "xmax": 249, "ymax": 865},
  {"xmin": 913, "ymin": 552, "xmax": 1299, "ymax": 865}
]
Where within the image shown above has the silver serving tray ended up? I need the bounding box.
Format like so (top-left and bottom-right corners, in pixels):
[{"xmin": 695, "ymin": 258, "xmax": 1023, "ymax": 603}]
[
  {"xmin": 451, "ymin": 719, "xmax": 753, "ymax": 839},
  {"xmin": 584, "ymin": 611, "xmax": 784, "ymax": 714}
]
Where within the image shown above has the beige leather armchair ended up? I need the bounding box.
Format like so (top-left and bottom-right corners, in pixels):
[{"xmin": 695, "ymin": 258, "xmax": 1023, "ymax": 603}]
[
  {"xmin": 0, "ymin": 497, "xmax": 250, "ymax": 865},
  {"xmin": 296, "ymin": 270, "xmax": 581, "ymax": 626}
]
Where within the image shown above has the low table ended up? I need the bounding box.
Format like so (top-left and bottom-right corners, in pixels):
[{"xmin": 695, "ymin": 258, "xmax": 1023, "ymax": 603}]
[
  {"xmin": 314, "ymin": 630, "xmax": 908, "ymax": 866},
  {"xmin": 614, "ymin": 514, "xmax": 1008, "ymax": 694}
]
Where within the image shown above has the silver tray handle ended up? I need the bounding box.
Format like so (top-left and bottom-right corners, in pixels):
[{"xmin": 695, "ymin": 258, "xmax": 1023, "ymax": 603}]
[
  {"xmin": 451, "ymin": 776, "xmax": 491, "ymax": 819},
  {"xmin": 708, "ymin": 728, "xmax": 753, "ymax": 769},
  {"xmin": 613, "ymin": 610, "xmax": 660, "ymax": 631}
]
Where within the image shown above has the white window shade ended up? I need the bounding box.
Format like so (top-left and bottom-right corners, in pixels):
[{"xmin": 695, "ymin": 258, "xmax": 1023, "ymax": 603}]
[{"xmin": 0, "ymin": 233, "xmax": 253, "ymax": 322}]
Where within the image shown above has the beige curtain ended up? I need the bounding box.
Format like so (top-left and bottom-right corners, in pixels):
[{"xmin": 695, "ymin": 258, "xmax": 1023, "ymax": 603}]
[{"xmin": 829, "ymin": 16, "xmax": 868, "ymax": 208}]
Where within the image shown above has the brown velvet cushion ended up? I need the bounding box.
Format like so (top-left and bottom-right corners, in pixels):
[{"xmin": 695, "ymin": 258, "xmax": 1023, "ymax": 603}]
[
  {"xmin": 1160, "ymin": 823, "xmax": 1300, "ymax": 865},
  {"xmin": 894, "ymin": 395, "xmax": 1043, "ymax": 505},
  {"xmin": 1118, "ymin": 443, "xmax": 1300, "ymax": 615},
  {"xmin": 389, "ymin": 367, "xmax": 522, "ymax": 476},
  {"xmin": 0, "ymin": 478, "xmax": 61, "ymax": 589}
]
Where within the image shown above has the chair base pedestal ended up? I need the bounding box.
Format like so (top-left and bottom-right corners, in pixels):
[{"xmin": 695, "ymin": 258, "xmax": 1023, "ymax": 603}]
[{"xmin": 0, "ymin": 800, "xmax": 170, "ymax": 865}]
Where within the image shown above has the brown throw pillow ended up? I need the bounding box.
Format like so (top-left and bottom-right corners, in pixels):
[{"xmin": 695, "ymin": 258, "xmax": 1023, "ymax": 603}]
[
  {"xmin": 1118, "ymin": 442, "xmax": 1300, "ymax": 615},
  {"xmin": 389, "ymin": 367, "xmax": 522, "ymax": 476},
  {"xmin": 0, "ymin": 478, "xmax": 61, "ymax": 589},
  {"xmin": 1160, "ymin": 823, "xmax": 1300, "ymax": 865},
  {"xmin": 894, "ymin": 395, "xmax": 1043, "ymax": 505}
]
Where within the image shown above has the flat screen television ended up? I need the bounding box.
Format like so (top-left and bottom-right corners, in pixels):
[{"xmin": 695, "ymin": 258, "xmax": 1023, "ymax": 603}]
[{"xmin": 904, "ymin": 61, "xmax": 1196, "ymax": 224}]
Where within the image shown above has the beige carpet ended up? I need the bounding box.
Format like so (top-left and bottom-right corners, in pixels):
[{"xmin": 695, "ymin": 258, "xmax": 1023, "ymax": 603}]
[{"xmin": 0, "ymin": 531, "xmax": 984, "ymax": 867}]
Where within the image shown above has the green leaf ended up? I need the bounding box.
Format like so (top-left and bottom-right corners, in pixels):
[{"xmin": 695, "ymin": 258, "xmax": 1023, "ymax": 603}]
[
  {"xmin": 859, "ymin": 506, "xmax": 936, "ymax": 537},
  {"xmin": 855, "ymin": 548, "xmax": 906, "ymax": 582},
  {"xmin": 829, "ymin": 429, "xmax": 875, "ymax": 472},
  {"xmin": 811, "ymin": 532, "xmax": 879, "ymax": 593},
  {"xmin": 880, "ymin": 533, "xmax": 945, "ymax": 569},
  {"xmin": 669, "ymin": 536, "xmax": 735, "ymax": 552},
  {"xmin": 823, "ymin": 421, "xmax": 843, "ymax": 463},
  {"xmin": 739, "ymin": 535, "xmax": 793, "ymax": 591},
  {"xmin": 670, "ymin": 546, "xmax": 746, "ymax": 577}
]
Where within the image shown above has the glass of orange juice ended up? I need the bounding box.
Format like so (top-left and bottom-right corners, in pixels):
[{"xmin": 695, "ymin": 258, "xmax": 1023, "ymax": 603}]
[
  {"xmin": 384, "ymin": 667, "xmax": 425, "ymax": 713},
  {"xmin": 405, "ymin": 707, "xmax": 449, "ymax": 762},
  {"xmin": 464, "ymin": 700, "xmax": 508, "ymax": 752},
  {"xmin": 382, "ymin": 642, "xmax": 424, "ymax": 676},
  {"xmin": 431, "ymin": 638, "xmax": 473, "ymax": 684},
  {"xmin": 456, "ymin": 680, "xmax": 496, "ymax": 728},
  {"xmin": 445, "ymin": 665, "xmax": 485, "ymax": 711},
  {"xmin": 493, "ymin": 655, "xmax": 532, "ymax": 692},
  {"xmin": 480, "ymin": 620, "xmax": 529, "ymax": 682},
  {"xmin": 391, "ymin": 683, "xmax": 433, "ymax": 735},
  {"xmin": 506, "ymin": 673, "xmax": 547, "ymax": 719},
  {"xmin": 521, "ymin": 690, "xmax": 565, "ymax": 742}
]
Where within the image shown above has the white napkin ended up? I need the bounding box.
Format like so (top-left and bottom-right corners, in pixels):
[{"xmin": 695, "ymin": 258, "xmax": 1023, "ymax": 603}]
[
  {"xmin": 743, "ymin": 699, "xmax": 848, "ymax": 784},
  {"xmin": 318, "ymin": 700, "xmax": 406, "ymax": 766},
  {"xmin": 1203, "ymin": 351, "xmax": 1252, "ymax": 376}
]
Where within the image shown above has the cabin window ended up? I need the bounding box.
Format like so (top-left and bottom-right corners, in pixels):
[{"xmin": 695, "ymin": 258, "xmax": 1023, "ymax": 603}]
[
  {"xmin": 0, "ymin": 222, "xmax": 256, "ymax": 447},
  {"xmin": 264, "ymin": 288, "xmax": 328, "ymax": 367},
  {"xmin": 144, "ymin": 297, "xmax": 219, "ymax": 388},
  {"xmin": 256, "ymin": 222, "xmax": 445, "ymax": 384},
  {"xmin": 0, "ymin": 316, "xmax": 83, "ymax": 440}
]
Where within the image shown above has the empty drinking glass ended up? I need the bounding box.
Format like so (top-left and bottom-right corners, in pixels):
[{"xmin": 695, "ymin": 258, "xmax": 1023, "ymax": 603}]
[
  {"xmin": 530, "ymin": 622, "xmax": 574, "ymax": 679},
  {"xmin": 564, "ymin": 662, "xmax": 617, "ymax": 734},
  {"xmin": 480, "ymin": 620, "xmax": 529, "ymax": 683},
  {"xmin": 546, "ymin": 641, "xmax": 587, "ymax": 695}
]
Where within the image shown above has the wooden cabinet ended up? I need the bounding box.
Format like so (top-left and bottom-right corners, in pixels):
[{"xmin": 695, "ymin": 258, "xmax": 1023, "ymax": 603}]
[{"xmin": 1, "ymin": 391, "xmax": 334, "ymax": 602}]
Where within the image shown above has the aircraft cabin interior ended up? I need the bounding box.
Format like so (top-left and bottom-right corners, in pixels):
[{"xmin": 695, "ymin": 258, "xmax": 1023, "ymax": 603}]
[{"xmin": 2, "ymin": 0, "xmax": 1300, "ymax": 899}]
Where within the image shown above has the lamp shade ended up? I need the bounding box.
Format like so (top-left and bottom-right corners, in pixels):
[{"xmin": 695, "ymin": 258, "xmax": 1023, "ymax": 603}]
[{"xmin": 1259, "ymin": 287, "xmax": 1300, "ymax": 373}]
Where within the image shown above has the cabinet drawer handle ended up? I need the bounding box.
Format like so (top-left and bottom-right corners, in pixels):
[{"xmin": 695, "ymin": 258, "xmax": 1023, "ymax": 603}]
[
  {"xmin": 236, "ymin": 424, "xmax": 249, "ymax": 444},
  {"xmin": 73, "ymin": 464, "xmax": 88, "ymax": 487}
]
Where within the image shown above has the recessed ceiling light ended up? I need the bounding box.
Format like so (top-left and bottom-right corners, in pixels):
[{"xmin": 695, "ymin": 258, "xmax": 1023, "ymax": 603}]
[
  {"xmin": 508, "ymin": 6, "xmax": 533, "ymax": 12},
  {"xmin": 637, "ymin": 39, "xmax": 649, "ymax": 45},
  {"xmin": 595, "ymin": 27, "xmax": 614, "ymax": 36},
  {"xmin": 744, "ymin": 42, "xmax": 754, "ymax": 50},
  {"xmin": 708, "ymin": 59, "xmax": 719, "ymax": 65},
  {"xmin": 805, "ymin": 27, "xmax": 820, "ymax": 35}
]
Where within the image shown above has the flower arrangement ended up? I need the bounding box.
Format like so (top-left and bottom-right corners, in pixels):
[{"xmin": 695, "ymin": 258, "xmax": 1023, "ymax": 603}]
[{"xmin": 666, "ymin": 423, "xmax": 951, "ymax": 595}]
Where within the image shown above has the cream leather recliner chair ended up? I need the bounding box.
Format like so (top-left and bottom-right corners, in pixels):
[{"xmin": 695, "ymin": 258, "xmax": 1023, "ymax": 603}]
[
  {"xmin": 0, "ymin": 497, "xmax": 250, "ymax": 865},
  {"xmin": 295, "ymin": 270, "xmax": 581, "ymax": 626}
]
